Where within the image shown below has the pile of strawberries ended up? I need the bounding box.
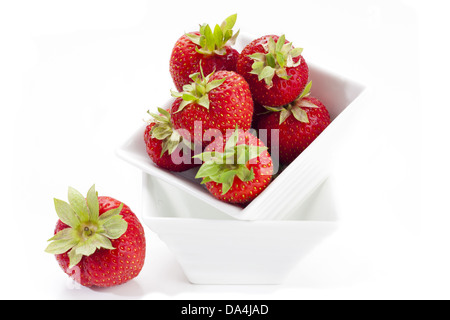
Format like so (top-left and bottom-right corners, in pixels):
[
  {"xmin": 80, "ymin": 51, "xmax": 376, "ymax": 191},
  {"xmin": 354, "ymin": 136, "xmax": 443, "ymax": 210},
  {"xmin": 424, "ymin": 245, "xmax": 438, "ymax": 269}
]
[
  {"xmin": 145, "ymin": 14, "xmax": 331, "ymax": 206},
  {"xmin": 144, "ymin": 14, "xmax": 331, "ymax": 206},
  {"xmin": 45, "ymin": 14, "xmax": 332, "ymax": 290}
]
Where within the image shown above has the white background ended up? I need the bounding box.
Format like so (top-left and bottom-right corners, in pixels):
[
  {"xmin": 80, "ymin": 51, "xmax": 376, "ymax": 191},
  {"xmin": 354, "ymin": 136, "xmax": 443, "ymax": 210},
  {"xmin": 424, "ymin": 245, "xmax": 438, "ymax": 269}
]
[{"xmin": 0, "ymin": 0, "xmax": 447, "ymax": 299}]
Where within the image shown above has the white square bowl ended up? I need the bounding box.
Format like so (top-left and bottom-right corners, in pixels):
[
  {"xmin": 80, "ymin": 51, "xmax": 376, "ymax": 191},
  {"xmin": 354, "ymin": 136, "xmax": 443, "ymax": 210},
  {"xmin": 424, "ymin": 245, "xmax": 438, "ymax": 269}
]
[
  {"xmin": 116, "ymin": 33, "xmax": 369, "ymax": 284},
  {"xmin": 116, "ymin": 33, "xmax": 368, "ymax": 220},
  {"xmin": 141, "ymin": 171, "xmax": 338, "ymax": 285}
]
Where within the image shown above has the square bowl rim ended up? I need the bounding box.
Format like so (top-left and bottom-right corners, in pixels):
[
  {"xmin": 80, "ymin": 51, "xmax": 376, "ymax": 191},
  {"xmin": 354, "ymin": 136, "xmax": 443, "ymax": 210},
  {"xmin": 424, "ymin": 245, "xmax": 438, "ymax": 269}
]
[{"xmin": 116, "ymin": 32, "xmax": 368, "ymax": 221}]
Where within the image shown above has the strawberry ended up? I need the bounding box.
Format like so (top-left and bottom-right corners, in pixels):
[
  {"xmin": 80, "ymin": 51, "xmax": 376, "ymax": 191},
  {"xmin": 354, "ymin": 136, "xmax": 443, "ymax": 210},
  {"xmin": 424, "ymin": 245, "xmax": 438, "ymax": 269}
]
[
  {"xmin": 251, "ymin": 100, "xmax": 266, "ymax": 128},
  {"xmin": 45, "ymin": 185, "xmax": 146, "ymax": 288},
  {"xmin": 171, "ymin": 69, "xmax": 253, "ymax": 148},
  {"xmin": 236, "ymin": 34, "xmax": 309, "ymax": 107},
  {"xmin": 144, "ymin": 107, "xmax": 198, "ymax": 172},
  {"xmin": 194, "ymin": 127, "xmax": 273, "ymax": 205},
  {"xmin": 169, "ymin": 14, "xmax": 240, "ymax": 92},
  {"xmin": 256, "ymin": 82, "xmax": 331, "ymax": 164}
]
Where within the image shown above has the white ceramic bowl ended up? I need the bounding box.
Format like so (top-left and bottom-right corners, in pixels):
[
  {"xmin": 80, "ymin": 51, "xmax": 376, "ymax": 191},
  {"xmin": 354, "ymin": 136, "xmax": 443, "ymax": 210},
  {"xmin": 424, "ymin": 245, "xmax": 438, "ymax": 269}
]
[
  {"xmin": 116, "ymin": 33, "xmax": 369, "ymax": 284},
  {"xmin": 141, "ymin": 171, "xmax": 338, "ymax": 285},
  {"xmin": 116, "ymin": 33, "xmax": 367, "ymax": 221}
]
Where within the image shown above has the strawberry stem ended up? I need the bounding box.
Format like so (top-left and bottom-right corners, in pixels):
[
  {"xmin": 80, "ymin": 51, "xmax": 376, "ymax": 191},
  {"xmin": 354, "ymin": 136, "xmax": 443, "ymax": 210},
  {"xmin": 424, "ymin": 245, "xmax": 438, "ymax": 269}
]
[
  {"xmin": 186, "ymin": 14, "xmax": 240, "ymax": 56},
  {"xmin": 248, "ymin": 35, "xmax": 303, "ymax": 87},
  {"xmin": 193, "ymin": 128, "xmax": 267, "ymax": 195},
  {"xmin": 262, "ymin": 81, "xmax": 318, "ymax": 124},
  {"xmin": 146, "ymin": 107, "xmax": 187, "ymax": 157},
  {"xmin": 171, "ymin": 67, "xmax": 226, "ymax": 113},
  {"xmin": 45, "ymin": 185, "xmax": 128, "ymax": 268}
]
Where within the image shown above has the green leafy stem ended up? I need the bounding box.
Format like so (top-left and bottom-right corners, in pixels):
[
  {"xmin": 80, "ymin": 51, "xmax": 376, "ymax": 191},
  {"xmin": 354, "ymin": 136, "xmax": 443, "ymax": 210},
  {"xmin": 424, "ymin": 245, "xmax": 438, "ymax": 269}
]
[
  {"xmin": 45, "ymin": 185, "xmax": 128, "ymax": 268},
  {"xmin": 193, "ymin": 128, "xmax": 267, "ymax": 195},
  {"xmin": 186, "ymin": 13, "xmax": 240, "ymax": 56}
]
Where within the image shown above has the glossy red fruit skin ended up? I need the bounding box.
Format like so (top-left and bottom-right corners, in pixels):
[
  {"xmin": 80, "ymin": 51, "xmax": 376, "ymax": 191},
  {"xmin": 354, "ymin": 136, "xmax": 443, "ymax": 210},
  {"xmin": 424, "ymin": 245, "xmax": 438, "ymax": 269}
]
[
  {"xmin": 256, "ymin": 96, "xmax": 331, "ymax": 165},
  {"xmin": 203, "ymin": 131, "xmax": 273, "ymax": 205},
  {"xmin": 236, "ymin": 35, "xmax": 309, "ymax": 107},
  {"xmin": 54, "ymin": 197, "xmax": 146, "ymax": 288},
  {"xmin": 170, "ymin": 32, "xmax": 239, "ymax": 92},
  {"xmin": 171, "ymin": 70, "xmax": 253, "ymax": 148},
  {"xmin": 144, "ymin": 124, "xmax": 198, "ymax": 172},
  {"xmin": 251, "ymin": 101, "xmax": 267, "ymax": 129}
]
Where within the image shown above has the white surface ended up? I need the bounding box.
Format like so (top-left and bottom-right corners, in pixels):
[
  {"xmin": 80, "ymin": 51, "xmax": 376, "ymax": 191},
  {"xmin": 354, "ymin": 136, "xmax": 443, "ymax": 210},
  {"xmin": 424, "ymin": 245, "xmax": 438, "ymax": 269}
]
[
  {"xmin": 116, "ymin": 49, "xmax": 368, "ymax": 221},
  {"xmin": 0, "ymin": 0, "xmax": 444, "ymax": 299}
]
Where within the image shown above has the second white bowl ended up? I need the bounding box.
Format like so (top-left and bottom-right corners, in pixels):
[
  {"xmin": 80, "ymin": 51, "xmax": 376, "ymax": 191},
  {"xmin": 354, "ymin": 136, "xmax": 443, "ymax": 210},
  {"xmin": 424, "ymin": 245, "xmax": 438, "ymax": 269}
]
[{"xmin": 141, "ymin": 172, "xmax": 338, "ymax": 285}]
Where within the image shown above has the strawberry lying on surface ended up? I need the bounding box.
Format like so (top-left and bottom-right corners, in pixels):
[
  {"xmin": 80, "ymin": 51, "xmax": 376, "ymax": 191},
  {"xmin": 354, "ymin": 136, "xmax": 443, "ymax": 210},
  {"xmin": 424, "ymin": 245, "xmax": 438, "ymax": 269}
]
[
  {"xmin": 170, "ymin": 14, "xmax": 240, "ymax": 92},
  {"xmin": 237, "ymin": 34, "xmax": 309, "ymax": 107},
  {"xmin": 144, "ymin": 107, "xmax": 198, "ymax": 172},
  {"xmin": 171, "ymin": 69, "xmax": 253, "ymax": 148},
  {"xmin": 256, "ymin": 82, "xmax": 331, "ymax": 164},
  {"xmin": 45, "ymin": 185, "xmax": 146, "ymax": 288},
  {"xmin": 194, "ymin": 127, "xmax": 273, "ymax": 205}
]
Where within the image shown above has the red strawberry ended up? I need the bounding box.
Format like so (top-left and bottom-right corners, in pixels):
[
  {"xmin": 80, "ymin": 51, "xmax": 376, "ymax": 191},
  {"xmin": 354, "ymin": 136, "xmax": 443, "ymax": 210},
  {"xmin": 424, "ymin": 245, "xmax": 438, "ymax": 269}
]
[
  {"xmin": 45, "ymin": 185, "xmax": 146, "ymax": 288},
  {"xmin": 194, "ymin": 128, "xmax": 273, "ymax": 205},
  {"xmin": 169, "ymin": 14, "xmax": 240, "ymax": 92},
  {"xmin": 171, "ymin": 69, "xmax": 253, "ymax": 148},
  {"xmin": 251, "ymin": 100, "xmax": 267, "ymax": 128},
  {"xmin": 256, "ymin": 82, "xmax": 331, "ymax": 164},
  {"xmin": 237, "ymin": 34, "xmax": 309, "ymax": 107},
  {"xmin": 144, "ymin": 107, "xmax": 198, "ymax": 172}
]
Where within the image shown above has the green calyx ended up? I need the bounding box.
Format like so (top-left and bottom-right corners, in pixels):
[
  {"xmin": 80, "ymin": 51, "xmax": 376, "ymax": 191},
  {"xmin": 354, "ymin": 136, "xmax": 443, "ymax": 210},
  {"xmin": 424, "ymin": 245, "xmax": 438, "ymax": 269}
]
[
  {"xmin": 248, "ymin": 34, "xmax": 303, "ymax": 87},
  {"xmin": 45, "ymin": 185, "xmax": 128, "ymax": 268},
  {"xmin": 186, "ymin": 14, "xmax": 240, "ymax": 56},
  {"xmin": 264, "ymin": 81, "xmax": 319, "ymax": 124},
  {"xmin": 171, "ymin": 67, "xmax": 226, "ymax": 113},
  {"xmin": 147, "ymin": 107, "xmax": 187, "ymax": 157},
  {"xmin": 193, "ymin": 128, "xmax": 267, "ymax": 195}
]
